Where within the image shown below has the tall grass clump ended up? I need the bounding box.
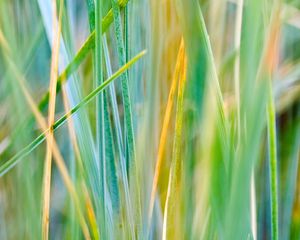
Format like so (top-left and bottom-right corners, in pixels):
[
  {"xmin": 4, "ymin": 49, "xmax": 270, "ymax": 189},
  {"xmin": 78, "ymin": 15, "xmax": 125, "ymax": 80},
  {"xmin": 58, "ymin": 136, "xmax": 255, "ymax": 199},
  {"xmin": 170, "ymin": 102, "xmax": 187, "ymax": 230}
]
[{"xmin": 0, "ymin": 0, "xmax": 299, "ymax": 239}]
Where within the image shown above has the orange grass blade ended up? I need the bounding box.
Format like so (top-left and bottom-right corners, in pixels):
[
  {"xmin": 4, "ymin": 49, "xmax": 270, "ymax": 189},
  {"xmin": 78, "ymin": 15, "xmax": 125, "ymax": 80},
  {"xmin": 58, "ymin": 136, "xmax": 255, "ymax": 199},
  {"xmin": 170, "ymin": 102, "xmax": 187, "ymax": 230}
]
[
  {"xmin": 162, "ymin": 46, "xmax": 187, "ymax": 240},
  {"xmin": 41, "ymin": 1, "xmax": 62, "ymax": 238},
  {"xmin": 148, "ymin": 39, "xmax": 185, "ymax": 225}
]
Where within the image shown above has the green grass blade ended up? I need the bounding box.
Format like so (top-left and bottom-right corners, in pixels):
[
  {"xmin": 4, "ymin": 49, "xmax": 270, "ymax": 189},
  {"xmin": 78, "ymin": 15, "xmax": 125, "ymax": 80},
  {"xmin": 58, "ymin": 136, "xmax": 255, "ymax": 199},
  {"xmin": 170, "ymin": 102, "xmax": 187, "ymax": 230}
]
[
  {"xmin": 95, "ymin": 0, "xmax": 110, "ymax": 238},
  {"xmin": 103, "ymin": 93, "xmax": 120, "ymax": 214},
  {"xmin": 111, "ymin": 0, "xmax": 140, "ymax": 237},
  {"xmin": 103, "ymin": 34, "xmax": 135, "ymax": 235},
  {"xmin": 86, "ymin": 0, "xmax": 119, "ymax": 234},
  {"xmin": 267, "ymin": 82, "xmax": 279, "ymax": 240},
  {"xmin": 84, "ymin": 1, "xmax": 111, "ymax": 236},
  {"xmin": 103, "ymin": 35, "xmax": 125, "ymax": 160},
  {"xmin": 86, "ymin": 0, "xmax": 95, "ymax": 31},
  {"xmin": 0, "ymin": 50, "xmax": 146, "ymax": 177},
  {"xmin": 103, "ymin": 33, "xmax": 139, "ymax": 239},
  {"xmin": 111, "ymin": 0, "xmax": 135, "ymax": 177}
]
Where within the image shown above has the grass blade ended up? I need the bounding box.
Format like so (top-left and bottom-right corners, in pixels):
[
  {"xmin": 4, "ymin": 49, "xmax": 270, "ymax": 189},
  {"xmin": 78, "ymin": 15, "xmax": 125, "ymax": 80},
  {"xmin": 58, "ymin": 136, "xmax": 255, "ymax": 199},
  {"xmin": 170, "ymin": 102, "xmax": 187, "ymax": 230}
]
[
  {"xmin": 41, "ymin": 0, "xmax": 62, "ymax": 238},
  {"xmin": 0, "ymin": 50, "xmax": 146, "ymax": 177},
  {"xmin": 267, "ymin": 82, "xmax": 279, "ymax": 240},
  {"xmin": 111, "ymin": 0, "xmax": 140, "ymax": 237},
  {"xmin": 111, "ymin": 0, "xmax": 135, "ymax": 181},
  {"xmin": 2, "ymin": 45, "xmax": 91, "ymax": 240},
  {"xmin": 95, "ymin": 0, "xmax": 110, "ymax": 238},
  {"xmin": 148, "ymin": 39, "xmax": 184, "ymax": 227},
  {"xmin": 103, "ymin": 34, "xmax": 136, "ymax": 238},
  {"xmin": 86, "ymin": 0, "xmax": 95, "ymax": 31},
  {"xmin": 162, "ymin": 47, "xmax": 187, "ymax": 240}
]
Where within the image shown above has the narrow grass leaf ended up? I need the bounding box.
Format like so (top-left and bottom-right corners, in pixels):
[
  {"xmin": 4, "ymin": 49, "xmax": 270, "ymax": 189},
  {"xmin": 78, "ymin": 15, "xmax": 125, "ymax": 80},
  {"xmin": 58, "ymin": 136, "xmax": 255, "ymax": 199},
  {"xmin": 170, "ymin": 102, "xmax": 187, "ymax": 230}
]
[
  {"xmin": 41, "ymin": 1, "xmax": 62, "ymax": 238},
  {"xmin": 103, "ymin": 34, "xmax": 135, "ymax": 237},
  {"xmin": 148, "ymin": 39, "xmax": 184, "ymax": 226},
  {"xmin": 111, "ymin": 0, "xmax": 136, "ymax": 182},
  {"xmin": 95, "ymin": 0, "xmax": 110, "ymax": 238},
  {"xmin": 267, "ymin": 82, "xmax": 279, "ymax": 240},
  {"xmin": 111, "ymin": 0, "xmax": 140, "ymax": 237},
  {"xmin": 162, "ymin": 49, "xmax": 187, "ymax": 240}
]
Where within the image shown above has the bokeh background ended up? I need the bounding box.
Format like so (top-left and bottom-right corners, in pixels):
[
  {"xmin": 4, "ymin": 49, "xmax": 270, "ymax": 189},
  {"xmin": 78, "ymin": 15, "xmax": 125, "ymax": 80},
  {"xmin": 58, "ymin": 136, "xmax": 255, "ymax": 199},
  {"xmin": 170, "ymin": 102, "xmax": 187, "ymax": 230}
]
[{"xmin": 0, "ymin": 0, "xmax": 299, "ymax": 239}]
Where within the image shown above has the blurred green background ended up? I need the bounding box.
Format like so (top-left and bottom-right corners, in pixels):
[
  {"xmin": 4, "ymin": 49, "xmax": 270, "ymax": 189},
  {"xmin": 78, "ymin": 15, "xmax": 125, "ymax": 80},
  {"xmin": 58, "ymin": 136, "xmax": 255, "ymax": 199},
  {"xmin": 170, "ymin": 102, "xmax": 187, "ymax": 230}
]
[{"xmin": 0, "ymin": 0, "xmax": 299, "ymax": 239}]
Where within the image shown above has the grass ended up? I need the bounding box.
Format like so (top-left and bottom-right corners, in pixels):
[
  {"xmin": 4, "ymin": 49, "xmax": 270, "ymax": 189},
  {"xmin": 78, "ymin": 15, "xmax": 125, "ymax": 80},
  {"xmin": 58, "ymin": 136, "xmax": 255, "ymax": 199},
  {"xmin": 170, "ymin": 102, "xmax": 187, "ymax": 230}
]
[
  {"xmin": 0, "ymin": 0, "xmax": 300, "ymax": 239},
  {"xmin": 148, "ymin": 39, "xmax": 184, "ymax": 228},
  {"xmin": 0, "ymin": 50, "xmax": 146, "ymax": 176},
  {"xmin": 268, "ymin": 81, "xmax": 279, "ymax": 240},
  {"xmin": 162, "ymin": 42, "xmax": 187, "ymax": 240},
  {"xmin": 41, "ymin": 0, "xmax": 61, "ymax": 238}
]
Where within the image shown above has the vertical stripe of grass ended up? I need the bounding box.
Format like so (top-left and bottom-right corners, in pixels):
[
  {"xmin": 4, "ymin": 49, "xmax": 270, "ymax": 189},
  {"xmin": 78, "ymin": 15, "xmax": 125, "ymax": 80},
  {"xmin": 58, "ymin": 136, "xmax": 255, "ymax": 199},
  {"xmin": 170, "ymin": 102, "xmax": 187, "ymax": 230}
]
[
  {"xmin": 95, "ymin": 0, "xmax": 108, "ymax": 238},
  {"xmin": 86, "ymin": 0, "xmax": 95, "ymax": 31},
  {"xmin": 124, "ymin": 4, "xmax": 129, "ymax": 63},
  {"xmin": 111, "ymin": 0, "xmax": 140, "ymax": 238},
  {"xmin": 103, "ymin": 35, "xmax": 125, "ymax": 164},
  {"xmin": 85, "ymin": 2, "xmax": 115, "ymax": 236},
  {"xmin": 86, "ymin": 0, "xmax": 112, "ymax": 236},
  {"xmin": 111, "ymin": 0, "xmax": 135, "ymax": 174},
  {"xmin": 103, "ymin": 92, "xmax": 120, "ymax": 214},
  {"xmin": 103, "ymin": 34, "xmax": 136, "ymax": 237},
  {"xmin": 162, "ymin": 55, "xmax": 186, "ymax": 240},
  {"xmin": 267, "ymin": 82, "xmax": 278, "ymax": 240}
]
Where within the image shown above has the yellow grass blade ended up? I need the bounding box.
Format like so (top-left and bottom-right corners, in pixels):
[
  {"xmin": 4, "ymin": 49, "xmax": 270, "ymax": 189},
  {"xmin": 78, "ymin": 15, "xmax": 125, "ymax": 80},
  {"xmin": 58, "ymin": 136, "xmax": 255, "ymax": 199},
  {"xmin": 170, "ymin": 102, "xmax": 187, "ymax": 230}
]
[
  {"xmin": 148, "ymin": 39, "xmax": 184, "ymax": 224},
  {"xmin": 42, "ymin": 1, "xmax": 62, "ymax": 238},
  {"xmin": 162, "ymin": 45, "xmax": 187, "ymax": 240}
]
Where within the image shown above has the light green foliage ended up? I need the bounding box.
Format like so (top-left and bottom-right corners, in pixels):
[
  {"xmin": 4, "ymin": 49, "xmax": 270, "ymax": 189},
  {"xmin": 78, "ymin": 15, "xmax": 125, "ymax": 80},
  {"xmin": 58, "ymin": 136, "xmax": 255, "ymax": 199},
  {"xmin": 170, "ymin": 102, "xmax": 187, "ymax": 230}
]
[{"xmin": 0, "ymin": 0, "xmax": 299, "ymax": 239}]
